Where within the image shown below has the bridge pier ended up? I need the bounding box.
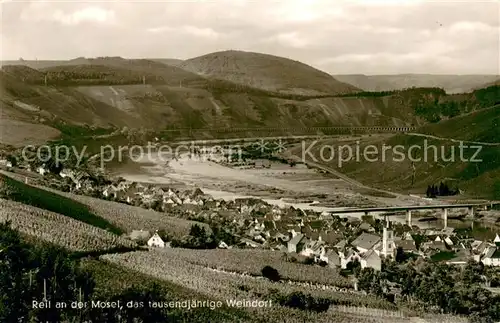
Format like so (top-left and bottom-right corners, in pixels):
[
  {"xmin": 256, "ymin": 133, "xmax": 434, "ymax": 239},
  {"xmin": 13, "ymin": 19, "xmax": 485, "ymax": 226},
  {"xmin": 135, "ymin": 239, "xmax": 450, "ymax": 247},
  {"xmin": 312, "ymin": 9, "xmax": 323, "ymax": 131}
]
[
  {"xmin": 406, "ymin": 210, "xmax": 412, "ymax": 227},
  {"xmin": 468, "ymin": 207, "xmax": 474, "ymax": 219},
  {"xmin": 442, "ymin": 208, "xmax": 448, "ymax": 229}
]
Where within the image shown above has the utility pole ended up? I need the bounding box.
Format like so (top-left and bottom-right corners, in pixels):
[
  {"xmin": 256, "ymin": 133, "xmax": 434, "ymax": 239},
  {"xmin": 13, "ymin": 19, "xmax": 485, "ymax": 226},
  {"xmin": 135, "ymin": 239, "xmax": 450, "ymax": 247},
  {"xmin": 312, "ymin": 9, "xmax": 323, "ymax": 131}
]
[
  {"xmin": 44, "ymin": 74, "xmax": 48, "ymax": 86},
  {"xmin": 43, "ymin": 278, "xmax": 47, "ymax": 301}
]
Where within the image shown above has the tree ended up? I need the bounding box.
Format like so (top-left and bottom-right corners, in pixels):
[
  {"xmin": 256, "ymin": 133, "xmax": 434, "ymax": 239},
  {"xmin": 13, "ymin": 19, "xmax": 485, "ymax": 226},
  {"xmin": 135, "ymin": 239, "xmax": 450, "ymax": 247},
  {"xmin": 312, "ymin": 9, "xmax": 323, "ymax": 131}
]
[
  {"xmin": 347, "ymin": 259, "xmax": 361, "ymax": 276},
  {"xmin": 6, "ymin": 155, "xmax": 17, "ymax": 167},
  {"xmin": 0, "ymin": 222, "xmax": 31, "ymax": 322},
  {"xmin": 395, "ymin": 247, "xmax": 406, "ymax": 263},
  {"xmin": 262, "ymin": 266, "xmax": 281, "ymax": 282}
]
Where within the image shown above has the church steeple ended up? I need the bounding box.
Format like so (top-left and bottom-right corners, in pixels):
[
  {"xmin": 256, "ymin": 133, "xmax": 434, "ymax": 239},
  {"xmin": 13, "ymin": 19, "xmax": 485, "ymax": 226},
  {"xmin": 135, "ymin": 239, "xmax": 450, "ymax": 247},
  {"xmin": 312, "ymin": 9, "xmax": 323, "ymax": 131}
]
[{"xmin": 494, "ymin": 234, "xmax": 500, "ymax": 246}]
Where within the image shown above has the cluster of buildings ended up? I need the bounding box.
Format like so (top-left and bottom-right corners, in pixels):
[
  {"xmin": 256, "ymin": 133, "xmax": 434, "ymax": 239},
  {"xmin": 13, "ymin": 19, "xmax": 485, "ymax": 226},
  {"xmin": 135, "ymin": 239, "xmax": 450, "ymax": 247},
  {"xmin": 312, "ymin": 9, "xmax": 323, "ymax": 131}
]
[
  {"xmin": 2, "ymin": 156, "xmax": 500, "ymax": 271},
  {"xmin": 101, "ymin": 181, "xmax": 207, "ymax": 208}
]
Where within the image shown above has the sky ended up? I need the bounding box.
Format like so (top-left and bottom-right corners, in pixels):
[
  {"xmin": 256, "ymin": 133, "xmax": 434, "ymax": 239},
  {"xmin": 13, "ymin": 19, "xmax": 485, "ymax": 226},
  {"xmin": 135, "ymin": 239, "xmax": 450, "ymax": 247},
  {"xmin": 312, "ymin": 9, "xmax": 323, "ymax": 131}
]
[{"xmin": 1, "ymin": 0, "xmax": 499, "ymax": 75}]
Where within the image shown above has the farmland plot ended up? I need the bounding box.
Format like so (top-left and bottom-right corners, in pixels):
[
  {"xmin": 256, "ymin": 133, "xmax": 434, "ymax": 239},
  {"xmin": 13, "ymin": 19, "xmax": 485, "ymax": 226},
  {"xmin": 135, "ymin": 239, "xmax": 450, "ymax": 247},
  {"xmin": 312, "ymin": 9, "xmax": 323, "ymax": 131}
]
[
  {"xmin": 0, "ymin": 198, "xmax": 137, "ymax": 252},
  {"xmin": 155, "ymin": 248, "xmax": 353, "ymax": 288},
  {"xmin": 40, "ymin": 186, "xmax": 209, "ymax": 238}
]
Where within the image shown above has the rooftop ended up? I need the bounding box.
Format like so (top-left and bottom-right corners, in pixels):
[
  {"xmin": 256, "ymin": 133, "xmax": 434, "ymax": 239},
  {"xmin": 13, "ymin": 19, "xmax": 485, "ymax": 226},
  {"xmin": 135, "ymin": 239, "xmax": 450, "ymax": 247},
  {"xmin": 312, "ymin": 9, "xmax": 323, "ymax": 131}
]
[{"xmin": 352, "ymin": 232, "xmax": 381, "ymax": 251}]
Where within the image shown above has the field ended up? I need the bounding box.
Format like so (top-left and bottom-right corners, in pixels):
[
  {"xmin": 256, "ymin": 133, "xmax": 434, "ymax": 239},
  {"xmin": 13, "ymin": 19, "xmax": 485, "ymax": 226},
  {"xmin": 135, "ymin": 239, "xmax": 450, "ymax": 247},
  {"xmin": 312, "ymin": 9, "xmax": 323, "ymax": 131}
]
[
  {"xmin": 38, "ymin": 184, "xmax": 209, "ymax": 238},
  {"xmin": 153, "ymin": 248, "xmax": 353, "ymax": 288},
  {"xmin": 86, "ymin": 258, "xmax": 417, "ymax": 323},
  {"xmin": 101, "ymin": 250, "xmax": 399, "ymax": 316},
  {"xmin": 288, "ymin": 106, "xmax": 500, "ymax": 199},
  {"xmin": 0, "ymin": 118, "xmax": 61, "ymax": 147},
  {"xmin": 100, "ymin": 249, "xmax": 471, "ymax": 322},
  {"xmin": 0, "ymin": 199, "xmax": 136, "ymax": 252},
  {"xmin": 0, "ymin": 174, "xmax": 123, "ymax": 234}
]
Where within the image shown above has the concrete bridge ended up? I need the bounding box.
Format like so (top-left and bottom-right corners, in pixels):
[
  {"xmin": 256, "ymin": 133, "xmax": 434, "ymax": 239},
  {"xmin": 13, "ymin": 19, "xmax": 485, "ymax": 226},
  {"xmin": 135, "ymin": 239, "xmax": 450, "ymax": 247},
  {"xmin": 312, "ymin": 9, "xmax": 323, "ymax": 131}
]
[
  {"xmin": 329, "ymin": 202, "xmax": 500, "ymax": 229},
  {"xmin": 163, "ymin": 126, "xmax": 416, "ymax": 134}
]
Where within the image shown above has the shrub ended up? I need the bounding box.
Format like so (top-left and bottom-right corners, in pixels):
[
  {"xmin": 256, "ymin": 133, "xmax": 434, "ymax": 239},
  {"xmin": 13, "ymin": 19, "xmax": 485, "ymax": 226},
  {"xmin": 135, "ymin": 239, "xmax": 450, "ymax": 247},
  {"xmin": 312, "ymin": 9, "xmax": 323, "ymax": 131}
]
[{"xmin": 261, "ymin": 266, "xmax": 281, "ymax": 282}]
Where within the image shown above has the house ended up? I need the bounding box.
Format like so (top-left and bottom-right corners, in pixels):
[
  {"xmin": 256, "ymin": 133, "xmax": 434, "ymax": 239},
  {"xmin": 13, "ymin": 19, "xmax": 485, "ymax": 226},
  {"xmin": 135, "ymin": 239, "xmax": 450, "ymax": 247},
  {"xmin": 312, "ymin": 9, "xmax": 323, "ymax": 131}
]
[
  {"xmin": 395, "ymin": 239, "xmax": 418, "ymax": 254},
  {"xmin": 359, "ymin": 222, "xmax": 375, "ymax": 233},
  {"xmin": 351, "ymin": 233, "xmax": 381, "ymax": 253},
  {"xmin": 422, "ymin": 240, "xmax": 448, "ymax": 253},
  {"xmin": 325, "ymin": 249, "xmax": 340, "ymax": 268},
  {"xmin": 37, "ymin": 165, "xmax": 48, "ymax": 175},
  {"xmin": 334, "ymin": 239, "xmax": 347, "ymax": 250},
  {"xmin": 147, "ymin": 232, "xmax": 166, "ymax": 248},
  {"xmin": 163, "ymin": 197, "xmax": 176, "ymax": 205},
  {"xmin": 481, "ymin": 246, "xmax": 500, "ymax": 266},
  {"xmin": 472, "ymin": 240, "xmax": 491, "ymax": 256},
  {"xmin": 403, "ymin": 232, "xmax": 414, "ymax": 241},
  {"xmin": 59, "ymin": 169, "xmax": 74, "ymax": 178},
  {"xmin": 103, "ymin": 185, "xmax": 120, "ymax": 199},
  {"xmin": 287, "ymin": 233, "xmax": 307, "ymax": 253},
  {"xmin": 240, "ymin": 238, "xmax": 263, "ymax": 248},
  {"xmin": 300, "ymin": 240, "xmax": 326, "ymax": 259},
  {"xmin": 318, "ymin": 230, "xmax": 341, "ymax": 245},
  {"xmin": 339, "ymin": 249, "xmax": 359, "ymax": 269},
  {"xmin": 191, "ymin": 188, "xmax": 205, "ymax": 198},
  {"xmin": 360, "ymin": 249, "xmax": 381, "ymax": 271},
  {"xmin": 218, "ymin": 241, "xmax": 230, "ymax": 249}
]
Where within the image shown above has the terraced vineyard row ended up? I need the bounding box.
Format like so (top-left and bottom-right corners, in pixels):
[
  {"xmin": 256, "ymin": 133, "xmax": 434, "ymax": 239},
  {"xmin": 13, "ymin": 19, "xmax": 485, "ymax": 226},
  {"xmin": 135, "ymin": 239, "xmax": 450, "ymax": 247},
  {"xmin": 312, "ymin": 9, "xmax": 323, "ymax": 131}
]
[
  {"xmin": 36, "ymin": 185, "xmax": 209, "ymax": 238},
  {"xmin": 101, "ymin": 250, "xmax": 395, "ymax": 311},
  {"xmin": 0, "ymin": 198, "xmax": 137, "ymax": 252},
  {"xmin": 156, "ymin": 247, "xmax": 353, "ymax": 288}
]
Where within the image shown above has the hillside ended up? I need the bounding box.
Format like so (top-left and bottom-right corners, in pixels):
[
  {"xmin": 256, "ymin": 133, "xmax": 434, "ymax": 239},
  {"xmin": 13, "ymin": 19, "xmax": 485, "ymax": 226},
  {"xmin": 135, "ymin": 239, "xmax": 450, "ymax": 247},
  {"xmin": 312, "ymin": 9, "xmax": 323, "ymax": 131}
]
[
  {"xmin": 288, "ymin": 105, "xmax": 500, "ymax": 199},
  {"xmin": 2, "ymin": 59, "xmax": 497, "ymax": 147},
  {"xmin": 333, "ymin": 74, "xmax": 499, "ymax": 94},
  {"xmin": 2, "ymin": 57, "xmax": 206, "ymax": 87},
  {"xmin": 150, "ymin": 58, "xmax": 184, "ymax": 67},
  {"xmin": 180, "ymin": 50, "xmax": 360, "ymax": 96},
  {"xmin": 0, "ymin": 172, "xmax": 207, "ymax": 238}
]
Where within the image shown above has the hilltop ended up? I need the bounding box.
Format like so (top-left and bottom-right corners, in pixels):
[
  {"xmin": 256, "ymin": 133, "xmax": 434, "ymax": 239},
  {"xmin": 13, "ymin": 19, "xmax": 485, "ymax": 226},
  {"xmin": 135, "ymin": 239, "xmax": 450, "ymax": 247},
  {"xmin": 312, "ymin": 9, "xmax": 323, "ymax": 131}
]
[
  {"xmin": 333, "ymin": 74, "xmax": 499, "ymax": 94},
  {"xmin": 150, "ymin": 58, "xmax": 184, "ymax": 67},
  {"xmin": 180, "ymin": 50, "xmax": 360, "ymax": 96}
]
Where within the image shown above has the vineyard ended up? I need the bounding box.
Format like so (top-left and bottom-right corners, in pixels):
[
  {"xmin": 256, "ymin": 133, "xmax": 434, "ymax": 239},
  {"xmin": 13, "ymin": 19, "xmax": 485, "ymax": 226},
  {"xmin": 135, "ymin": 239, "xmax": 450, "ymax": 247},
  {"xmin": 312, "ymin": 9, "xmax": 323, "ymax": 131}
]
[
  {"xmin": 0, "ymin": 174, "xmax": 123, "ymax": 234},
  {"xmin": 154, "ymin": 248, "xmax": 353, "ymax": 288},
  {"xmin": 101, "ymin": 250, "xmax": 396, "ymax": 312},
  {"xmin": 31, "ymin": 183, "xmax": 209, "ymax": 238},
  {"xmin": 89, "ymin": 258, "xmax": 403, "ymax": 323},
  {"xmin": 0, "ymin": 199, "xmax": 137, "ymax": 252}
]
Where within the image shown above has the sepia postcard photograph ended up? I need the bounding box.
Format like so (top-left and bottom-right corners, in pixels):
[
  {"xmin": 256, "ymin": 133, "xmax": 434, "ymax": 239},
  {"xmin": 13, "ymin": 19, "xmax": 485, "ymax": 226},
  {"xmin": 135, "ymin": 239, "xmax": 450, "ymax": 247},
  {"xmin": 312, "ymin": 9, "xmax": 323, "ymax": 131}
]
[{"xmin": 0, "ymin": 0, "xmax": 499, "ymax": 322}]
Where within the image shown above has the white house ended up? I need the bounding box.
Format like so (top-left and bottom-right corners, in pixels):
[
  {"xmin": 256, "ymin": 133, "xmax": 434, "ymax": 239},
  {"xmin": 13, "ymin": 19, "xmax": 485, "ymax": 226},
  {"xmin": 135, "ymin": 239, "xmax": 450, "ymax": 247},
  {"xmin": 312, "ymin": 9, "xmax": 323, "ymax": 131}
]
[
  {"xmin": 147, "ymin": 232, "xmax": 165, "ymax": 248},
  {"xmin": 164, "ymin": 198, "xmax": 176, "ymax": 205},
  {"xmin": 481, "ymin": 246, "xmax": 500, "ymax": 266},
  {"xmin": 360, "ymin": 249, "xmax": 382, "ymax": 271},
  {"xmin": 351, "ymin": 232, "xmax": 381, "ymax": 254},
  {"xmin": 339, "ymin": 249, "xmax": 359, "ymax": 269},
  {"xmin": 37, "ymin": 165, "xmax": 48, "ymax": 175}
]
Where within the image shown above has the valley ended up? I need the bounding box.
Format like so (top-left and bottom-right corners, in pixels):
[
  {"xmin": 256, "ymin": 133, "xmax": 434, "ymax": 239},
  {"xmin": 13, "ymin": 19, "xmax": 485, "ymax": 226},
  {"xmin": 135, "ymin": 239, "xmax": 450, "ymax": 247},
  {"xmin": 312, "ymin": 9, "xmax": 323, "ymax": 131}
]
[{"xmin": 1, "ymin": 48, "xmax": 499, "ymax": 323}]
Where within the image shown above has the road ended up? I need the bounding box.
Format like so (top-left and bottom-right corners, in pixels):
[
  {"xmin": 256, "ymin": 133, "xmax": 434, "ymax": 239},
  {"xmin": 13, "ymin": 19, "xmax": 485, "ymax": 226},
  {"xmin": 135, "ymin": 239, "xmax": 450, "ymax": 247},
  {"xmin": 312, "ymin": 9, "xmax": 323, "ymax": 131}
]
[{"xmin": 406, "ymin": 133, "xmax": 500, "ymax": 146}]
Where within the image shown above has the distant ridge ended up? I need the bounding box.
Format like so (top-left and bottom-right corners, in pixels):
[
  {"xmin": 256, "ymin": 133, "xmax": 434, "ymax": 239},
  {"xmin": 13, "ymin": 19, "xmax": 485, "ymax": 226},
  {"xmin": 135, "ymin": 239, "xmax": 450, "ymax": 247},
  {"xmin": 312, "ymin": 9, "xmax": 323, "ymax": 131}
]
[{"xmin": 333, "ymin": 74, "xmax": 500, "ymax": 94}]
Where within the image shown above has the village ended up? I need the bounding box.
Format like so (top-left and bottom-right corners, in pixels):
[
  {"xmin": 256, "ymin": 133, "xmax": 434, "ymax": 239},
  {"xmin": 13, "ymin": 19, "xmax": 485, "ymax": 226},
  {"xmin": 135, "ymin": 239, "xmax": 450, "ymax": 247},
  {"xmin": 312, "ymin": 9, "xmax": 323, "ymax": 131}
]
[{"xmin": 2, "ymin": 150, "xmax": 500, "ymax": 275}]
